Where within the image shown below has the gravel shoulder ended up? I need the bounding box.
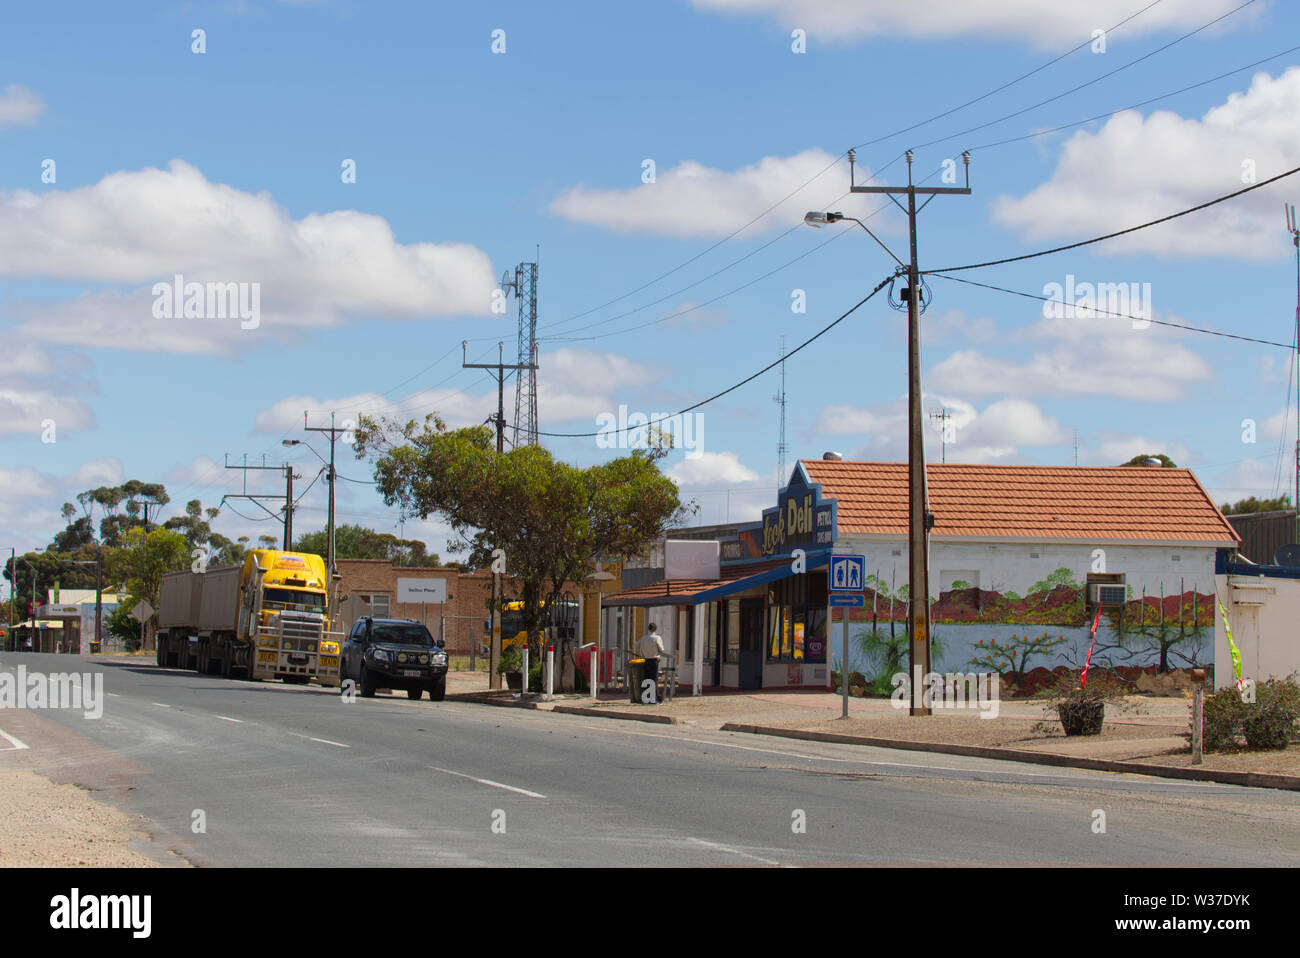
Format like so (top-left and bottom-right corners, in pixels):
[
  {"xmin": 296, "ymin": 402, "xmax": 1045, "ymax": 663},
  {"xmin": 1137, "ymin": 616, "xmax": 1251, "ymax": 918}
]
[{"xmin": 0, "ymin": 769, "xmax": 178, "ymax": 867}]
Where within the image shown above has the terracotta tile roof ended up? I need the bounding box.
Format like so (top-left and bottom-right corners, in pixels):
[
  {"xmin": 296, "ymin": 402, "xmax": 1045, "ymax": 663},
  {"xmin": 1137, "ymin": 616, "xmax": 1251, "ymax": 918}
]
[{"xmin": 800, "ymin": 460, "xmax": 1239, "ymax": 544}]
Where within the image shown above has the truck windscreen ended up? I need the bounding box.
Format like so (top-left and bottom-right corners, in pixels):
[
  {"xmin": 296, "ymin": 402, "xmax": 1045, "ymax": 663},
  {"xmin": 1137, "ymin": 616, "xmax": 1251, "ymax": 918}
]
[{"xmin": 263, "ymin": 588, "xmax": 326, "ymax": 613}]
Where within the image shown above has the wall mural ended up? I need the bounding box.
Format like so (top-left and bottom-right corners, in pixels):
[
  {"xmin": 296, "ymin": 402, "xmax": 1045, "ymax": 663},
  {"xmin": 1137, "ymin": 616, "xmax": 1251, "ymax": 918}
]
[{"xmin": 831, "ymin": 566, "xmax": 1215, "ymax": 689}]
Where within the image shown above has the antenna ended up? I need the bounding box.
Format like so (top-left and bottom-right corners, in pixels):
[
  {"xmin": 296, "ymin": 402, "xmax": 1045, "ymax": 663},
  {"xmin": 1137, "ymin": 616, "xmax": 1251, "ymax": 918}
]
[
  {"xmin": 1073, "ymin": 428, "xmax": 1079, "ymax": 467},
  {"xmin": 774, "ymin": 337, "xmax": 788, "ymax": 481},
  {"xmin": 928, "ymin": 408, "xmax": 952, "ymax": 464}
]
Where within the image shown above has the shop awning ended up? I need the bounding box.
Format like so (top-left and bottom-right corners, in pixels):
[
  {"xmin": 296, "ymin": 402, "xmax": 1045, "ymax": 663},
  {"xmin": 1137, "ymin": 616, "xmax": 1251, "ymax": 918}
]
[{"xmin": 601, "ymin": 549, "xmax": 831, "ymax": 608}]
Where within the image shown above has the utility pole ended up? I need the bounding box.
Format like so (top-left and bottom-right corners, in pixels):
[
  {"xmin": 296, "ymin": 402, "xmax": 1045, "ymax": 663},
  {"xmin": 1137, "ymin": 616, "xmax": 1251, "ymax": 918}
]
[
  {"xmin": 1287, "ymin": 203, "xmax": 1299, "ymax": 544},
  {"xmin": 463, "ymin": 342, "xmax": 537, "ymax": 689},
  {"xmin": 304, "ymin": 413, "xmax": 347, "ymax": 576},
  {"xmin": 928, "ymin": 408, "xmax": 952, "ymax": 464},
  {"xmin": 849, "ymin": 147, "xmax": 971, "ymax": 716},
  {"xmin": 7, "ymin": 548, "xmax": 13, "ymax": 651},
  {"xmin": 221, "ymin": 454, "xmax": 297, "ymax": 550}
]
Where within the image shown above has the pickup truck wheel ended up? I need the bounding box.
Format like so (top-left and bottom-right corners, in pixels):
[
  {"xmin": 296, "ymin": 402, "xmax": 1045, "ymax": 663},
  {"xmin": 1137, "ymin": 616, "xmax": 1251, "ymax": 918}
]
[
  {"xmin": 428, "ymin": 676, "xmax": 446, "ymax": 702},
  {"xmin": 359, "ymin": 665, "xmax": 377, "ymax": 698},
  {"xmin": 406, "ymin": 687, "xmax": 423, "ymax": 700}
]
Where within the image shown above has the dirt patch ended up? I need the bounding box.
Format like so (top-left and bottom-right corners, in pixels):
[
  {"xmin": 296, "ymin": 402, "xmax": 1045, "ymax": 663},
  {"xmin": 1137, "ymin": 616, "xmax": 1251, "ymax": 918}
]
[{"xmin": 0, "ymin": 769, "xmax": 177, "ymax": 867}]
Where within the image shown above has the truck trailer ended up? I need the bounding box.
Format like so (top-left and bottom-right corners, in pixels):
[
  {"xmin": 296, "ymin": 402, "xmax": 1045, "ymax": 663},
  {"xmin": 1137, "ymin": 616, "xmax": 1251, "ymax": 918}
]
[{"xmin": 157, "ymin": 549, "xmax": 341, "ymax": 685}]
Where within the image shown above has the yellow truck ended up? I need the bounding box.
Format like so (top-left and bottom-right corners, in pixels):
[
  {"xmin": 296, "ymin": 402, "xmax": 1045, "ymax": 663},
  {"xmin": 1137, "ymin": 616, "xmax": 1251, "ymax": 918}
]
[{"xmin": 157, "ymin": 549, "xmax": 342, "ymax": 685}]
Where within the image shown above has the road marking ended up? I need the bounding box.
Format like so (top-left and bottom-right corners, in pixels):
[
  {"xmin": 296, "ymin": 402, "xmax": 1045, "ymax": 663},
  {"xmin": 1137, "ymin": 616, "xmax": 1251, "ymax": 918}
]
[
  {"xmin": 215, "ymin": 715, "xmax": 244, "ymax": 723},
  {"xmin": 107, "ymin": 692, "xmax": 120, "ymax": 697},
  {"xmin": 152, "ymin": 702, "xmax": 171, "ymax": 708},
  {"xmin": 686, "ymin": 836, "xmax": 780, "ymax": 866},
  {"xmin": 428, "ymin": 765, "xmax": 546, "ymax": 798},
  {"xmin": 0, "ymin": 727, "xmax": 30, "ymax": 751},
  {"xmin": 309, "ymin": 737, "xmax": 349, "ymax": 748}
]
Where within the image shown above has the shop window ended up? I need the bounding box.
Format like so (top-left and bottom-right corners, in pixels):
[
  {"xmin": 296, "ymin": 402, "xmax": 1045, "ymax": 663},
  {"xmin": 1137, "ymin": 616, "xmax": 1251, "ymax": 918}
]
[{"xmin": 724, "ymin": 599, "xmax": 740, "ymax": 663}]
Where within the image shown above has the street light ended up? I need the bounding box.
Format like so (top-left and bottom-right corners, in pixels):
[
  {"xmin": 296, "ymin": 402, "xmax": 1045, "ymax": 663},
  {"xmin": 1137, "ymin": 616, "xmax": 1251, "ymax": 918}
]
[{"xmin": 804, "ymin": 211, "xmax": 906, "ymax": 268}]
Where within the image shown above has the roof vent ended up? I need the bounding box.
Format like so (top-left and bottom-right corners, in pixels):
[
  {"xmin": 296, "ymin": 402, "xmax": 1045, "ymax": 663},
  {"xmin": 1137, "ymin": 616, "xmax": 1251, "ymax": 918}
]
[
  {"xmin": 823, "ymin": 451, "xmax": 843, "ymax": 461},
  {"xmin": 1143, "ymin": 457, "xmax": 1162, "ymax": 467}
]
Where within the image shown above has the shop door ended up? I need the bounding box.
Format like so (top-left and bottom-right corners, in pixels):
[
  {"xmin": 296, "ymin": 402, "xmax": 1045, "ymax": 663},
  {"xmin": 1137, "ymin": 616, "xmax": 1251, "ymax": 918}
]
[{"xmin": 738, "ymin": 599, "xmax": 764, "ymax": 690}]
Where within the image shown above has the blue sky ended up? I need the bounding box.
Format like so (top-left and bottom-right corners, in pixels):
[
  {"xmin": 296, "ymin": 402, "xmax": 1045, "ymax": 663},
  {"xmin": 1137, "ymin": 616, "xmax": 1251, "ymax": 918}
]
[{"xmin": 2, "ymin": 0, "xmax": 1299, "ymax": 572}]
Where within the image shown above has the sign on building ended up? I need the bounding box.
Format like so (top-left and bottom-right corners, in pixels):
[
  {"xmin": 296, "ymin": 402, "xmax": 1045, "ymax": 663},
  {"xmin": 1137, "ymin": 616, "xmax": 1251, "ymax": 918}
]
[{"xmin": 397, "ymin": 578, "xmax": 447, "ymax": 604}]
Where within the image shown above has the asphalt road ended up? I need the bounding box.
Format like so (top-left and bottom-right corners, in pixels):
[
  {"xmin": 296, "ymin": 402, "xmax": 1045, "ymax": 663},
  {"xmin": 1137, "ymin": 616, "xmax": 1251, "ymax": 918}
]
[{"xmin": 3, "ymin": 652, "xmax": 1298, "ymax": 867}]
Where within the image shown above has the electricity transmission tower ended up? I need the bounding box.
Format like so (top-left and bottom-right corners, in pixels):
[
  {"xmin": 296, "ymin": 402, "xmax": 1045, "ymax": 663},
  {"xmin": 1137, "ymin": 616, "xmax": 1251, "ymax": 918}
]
[{"xmin": 501, "ymin": 261, "xmax": 539, "ymax": 447}]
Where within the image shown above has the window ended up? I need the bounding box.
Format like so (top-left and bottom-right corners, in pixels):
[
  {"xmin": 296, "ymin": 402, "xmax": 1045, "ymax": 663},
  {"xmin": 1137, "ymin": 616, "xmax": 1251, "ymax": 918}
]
[
  {"xmin": 358, "ymin": 593, "xmax": 390, "ymax": 618},
  {"xmin": 723, "ymin": 600, "xmax": 740, "ymax": 662}
]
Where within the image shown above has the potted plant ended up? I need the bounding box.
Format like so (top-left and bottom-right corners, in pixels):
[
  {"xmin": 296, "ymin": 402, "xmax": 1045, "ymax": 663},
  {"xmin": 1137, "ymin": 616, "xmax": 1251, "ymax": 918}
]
[
  {"xmin": 497, "ymin": 647, "xmax": 523, "ymax": 691},
  {"xmin": 1036, "ymin": 667, "xmax": 1133, "ymax": 736}
]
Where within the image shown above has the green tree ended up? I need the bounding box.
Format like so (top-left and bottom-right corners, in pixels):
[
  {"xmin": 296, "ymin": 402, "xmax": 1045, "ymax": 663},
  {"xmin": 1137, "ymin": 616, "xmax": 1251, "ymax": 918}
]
[
  {"xmin": 354, "ymin": 413, "xmax": 688, "ymax": 656},
  {"xmin": 106, "ymin": 527, "xmax": 189, "ymax": 632},
  {"xmin": 294, "ymin": 524, "xmax": 440, "ymax": 566},
  {"xmin": 1118, "ymin": 453, "xmax": 1177, "ymax": 468},
  {"xmin": 1219, "ymin": 494, "xmax": 1291, "ymax": 515}
]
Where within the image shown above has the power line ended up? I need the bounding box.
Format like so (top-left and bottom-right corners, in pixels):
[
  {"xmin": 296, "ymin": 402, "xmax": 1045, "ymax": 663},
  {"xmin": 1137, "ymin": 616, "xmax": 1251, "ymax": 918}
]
[
  {"xmin": 538, "ymin": 0, "xmax": 1171, "ymax": 338},
  {"xmin": 906, "ymin": 0, "xmax": 1260, "ymax": 156},
  {"xmin": 532, "ymin": 274, "xmax": 895, "ymax": 439},
  {"xmin": 847, "ymin": 0, "xmax": 1170, "ymax": 152},
  {"xmin": 966, "ymin": 42, "xmax": 1300, "ymax": 154},
  {"xmin": 924, "ymin": 164, "xmax": 1300, "ymax": 275},
  {"xmin": 928, "ymin": 272, "xmax": 1296, "ymax": 349}
]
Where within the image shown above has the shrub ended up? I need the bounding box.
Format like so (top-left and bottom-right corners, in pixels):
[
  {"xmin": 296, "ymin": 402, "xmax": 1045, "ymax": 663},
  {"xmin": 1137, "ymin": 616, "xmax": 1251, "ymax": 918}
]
[{"xmin": 1198, "ymin": 675, "xmax": 1300, "ymax": 752}]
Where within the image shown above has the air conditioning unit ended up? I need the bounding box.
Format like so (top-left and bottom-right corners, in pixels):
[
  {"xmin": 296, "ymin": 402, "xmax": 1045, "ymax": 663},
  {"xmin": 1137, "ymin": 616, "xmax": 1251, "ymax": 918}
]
[{"xmin": 1089, "ymin": 583, "xmax": 1127, "ymax": 606}]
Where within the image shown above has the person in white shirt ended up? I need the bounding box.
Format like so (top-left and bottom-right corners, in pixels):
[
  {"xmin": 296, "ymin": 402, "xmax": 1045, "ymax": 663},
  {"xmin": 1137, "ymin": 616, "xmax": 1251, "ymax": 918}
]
[{"xmin": 637, "ymin": 623, "xmax": 665, "ymax": 704}]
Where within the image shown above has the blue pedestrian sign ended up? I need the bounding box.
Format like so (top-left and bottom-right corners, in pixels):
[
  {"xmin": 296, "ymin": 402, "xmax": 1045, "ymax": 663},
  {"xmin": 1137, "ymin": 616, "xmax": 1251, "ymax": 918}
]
[{"xmin": 830, "ymin": 554, "xmax": 865, "ymax": 591}]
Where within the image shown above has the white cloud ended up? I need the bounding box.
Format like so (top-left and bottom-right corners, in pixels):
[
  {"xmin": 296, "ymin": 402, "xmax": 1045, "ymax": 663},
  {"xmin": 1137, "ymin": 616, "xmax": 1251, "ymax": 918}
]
[
  {"xmin": 0, "ymin": 84, "xmax": 44, "ymax": 127},
  {"xmin": 814, "ymin": 393, "xmax": 1066, "ymax": 464},
  {"xmin": 993, "ymin": 68, "xmax": 1300, "ymax": 260},
  {"xmin": 667, "ymin": 451, "xmax": 761, "ymax": 485},
  {"xmin": 549, "ymin": 149, "xmax": 846, "ymax": 238},
  {"xmin": 689, "ymin": 0, "xmax": 1259, "ymax": 48},
  {"xmin": 930, "ymin": 309, "xmax": 1213, "ymax": 401},
  {"xmin": 1, "ymin": 160, "xmax": 498, "ymax": 354},
  {"xmin": 1091, "ymin": 433, "xmax": 1192, "ymax": 467},
  {"xmin": 0, "ymin": 344, "xmax": 96, "ymax": 437}
]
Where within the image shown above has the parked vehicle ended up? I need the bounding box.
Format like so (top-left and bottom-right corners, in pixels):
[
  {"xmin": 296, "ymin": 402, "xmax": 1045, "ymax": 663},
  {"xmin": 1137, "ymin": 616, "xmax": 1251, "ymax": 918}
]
[
  {"xmin": 341, "ymin": 616, "xmax": 449, "ymax": 700},
  {"xmin": 157, "ymin": 549, "xmax": 342, "ymax": 684}
]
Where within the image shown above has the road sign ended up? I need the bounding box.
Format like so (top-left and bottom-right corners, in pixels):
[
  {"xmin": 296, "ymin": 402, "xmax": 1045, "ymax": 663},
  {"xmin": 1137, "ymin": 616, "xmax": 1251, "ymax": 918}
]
[
  {"xmin": 829, "ymin": 593, "xmax": 865, "ymax": 607},
  {"xmin": 830, "ymin": 554, "xmax": 865, "ymax": 591},
  {"xmin": 129, "ymin": 600, "xmax": 155, "ymax": 622}
]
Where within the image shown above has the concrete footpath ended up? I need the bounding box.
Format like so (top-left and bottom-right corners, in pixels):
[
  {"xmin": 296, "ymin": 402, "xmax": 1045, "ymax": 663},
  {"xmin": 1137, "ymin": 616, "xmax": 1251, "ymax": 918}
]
[{"xmin": 445, "ymin": 672, "xmax": 1300, "ymax": 792}]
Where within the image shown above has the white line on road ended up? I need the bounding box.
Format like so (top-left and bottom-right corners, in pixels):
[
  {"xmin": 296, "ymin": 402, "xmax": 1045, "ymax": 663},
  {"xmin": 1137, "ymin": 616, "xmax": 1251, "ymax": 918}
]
[
  {"xmin": 215, "ymin": 716, "xmax": 244, "ymax": 723},
  {"xmin": 309, "ymin": 737, "xmax": 349, "ymax": 748},
  {"xmin": 687, "ymin": 836, "xmax": 781, "ymax": 866},
  {"xmin": 0, "ymin": 727, "xmax": 30, "ymax": 750},
  {"xmin": 152, "ymin": 703, "xmax": 171, "ymax": 708},
  {"xmin": 428, "ymin": 765, "xmax": 546, "ymax": 798}
]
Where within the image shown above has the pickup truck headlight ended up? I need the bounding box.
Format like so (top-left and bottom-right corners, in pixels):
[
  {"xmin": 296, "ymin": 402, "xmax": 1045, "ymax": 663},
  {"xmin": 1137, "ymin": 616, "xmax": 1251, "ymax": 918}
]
[
  {"xmin": 431, "ymin": 652, "xmax": 448, "ymax": 667},
  {"xmin": 368, "ymin": 647, "xmax": 390, "ymax": 663}
]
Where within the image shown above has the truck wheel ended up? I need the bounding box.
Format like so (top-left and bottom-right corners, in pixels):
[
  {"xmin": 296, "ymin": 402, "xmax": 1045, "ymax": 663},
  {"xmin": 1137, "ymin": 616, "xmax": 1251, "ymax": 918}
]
[
  {"xmin": 428, "ymin": 676, "xmax": 446, "ymax": 702},
  {"xmin": 220, "ymin": 645, "xmax": 232, "ymax": 678},
  {"xmin": 156, "ymin": 634, "xmax": 166, "ymax": 667},
  {"xmin": 406, "ymin": 687, "xmax": 423, "ymax": 700},
  {"xmin": 359, "ymin": 665, "xmax": 377, "ymax": 698}
]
